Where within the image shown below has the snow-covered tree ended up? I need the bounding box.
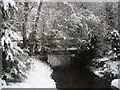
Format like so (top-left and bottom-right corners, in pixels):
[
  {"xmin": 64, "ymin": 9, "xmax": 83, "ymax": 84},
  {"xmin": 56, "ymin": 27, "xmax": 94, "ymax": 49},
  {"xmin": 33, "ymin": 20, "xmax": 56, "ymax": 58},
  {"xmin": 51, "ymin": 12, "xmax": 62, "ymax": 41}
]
[{"xmin": 0, "ymin": 0, "xmax": 31, "ymax": 85}]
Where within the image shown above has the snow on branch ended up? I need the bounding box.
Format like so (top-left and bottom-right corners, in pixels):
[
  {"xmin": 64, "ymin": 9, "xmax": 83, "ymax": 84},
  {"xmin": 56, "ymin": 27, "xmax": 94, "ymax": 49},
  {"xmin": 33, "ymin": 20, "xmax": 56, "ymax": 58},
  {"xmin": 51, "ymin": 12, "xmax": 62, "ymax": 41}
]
[{"xmin": 2, "ymin": 0, "xmax": 18, "ymax": 11}]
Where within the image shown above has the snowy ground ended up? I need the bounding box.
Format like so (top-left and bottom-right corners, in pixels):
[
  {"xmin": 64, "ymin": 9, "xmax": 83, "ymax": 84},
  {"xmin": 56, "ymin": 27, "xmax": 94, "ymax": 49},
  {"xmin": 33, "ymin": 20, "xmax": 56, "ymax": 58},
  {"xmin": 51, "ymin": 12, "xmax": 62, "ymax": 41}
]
[
  {"xmin": 1, "ymin": 57, "xmax": 56, "ymax": 88},
  {"xmin": 111, "ymin": 79, "xmax": 120, "ymax": 89}
]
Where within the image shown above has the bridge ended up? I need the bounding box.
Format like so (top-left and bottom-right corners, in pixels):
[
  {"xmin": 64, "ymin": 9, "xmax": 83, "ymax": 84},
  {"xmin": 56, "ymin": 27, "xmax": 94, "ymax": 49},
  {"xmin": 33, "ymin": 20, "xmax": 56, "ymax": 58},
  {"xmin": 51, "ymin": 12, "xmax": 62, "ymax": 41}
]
[
  {"xmin": 26, "ymin": 36, "xmax": 88, "ymax": 55},
  {"xmin": 40, "ymin": 37, "xmax": 82, "ymax": 55},
  {"xmin": 48, "ymin": 47, "xmax": 78, "ymax": 55}
]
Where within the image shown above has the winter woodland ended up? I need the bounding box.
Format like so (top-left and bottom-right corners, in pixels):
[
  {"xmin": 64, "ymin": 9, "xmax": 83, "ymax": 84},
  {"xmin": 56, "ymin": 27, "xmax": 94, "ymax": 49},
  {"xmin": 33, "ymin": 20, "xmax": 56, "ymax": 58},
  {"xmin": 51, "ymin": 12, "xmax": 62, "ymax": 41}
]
[{"xmin": 0, "ymin": 0, "xmax": 120, "ymax": 89}]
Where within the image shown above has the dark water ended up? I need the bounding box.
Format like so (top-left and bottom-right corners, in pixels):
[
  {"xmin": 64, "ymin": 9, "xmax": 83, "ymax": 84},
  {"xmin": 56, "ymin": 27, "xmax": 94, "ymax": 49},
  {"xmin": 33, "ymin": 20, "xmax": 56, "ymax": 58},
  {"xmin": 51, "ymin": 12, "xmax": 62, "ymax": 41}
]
[
  {"xmin": 51, "ymin": 65, "xmax": 111, "ymax": 89},
  {"xmin": 48, "ymin": 49, "xmax": 112, "ymax": 89},
  {"xmin": 49, "ymin": 50, "xmax": 113, "ymax": 90}
]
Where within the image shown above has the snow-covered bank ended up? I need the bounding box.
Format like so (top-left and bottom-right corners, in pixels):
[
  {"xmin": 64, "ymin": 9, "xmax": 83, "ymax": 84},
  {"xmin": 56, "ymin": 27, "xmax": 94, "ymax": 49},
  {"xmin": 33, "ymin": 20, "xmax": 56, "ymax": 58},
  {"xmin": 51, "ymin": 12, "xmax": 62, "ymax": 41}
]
[
  {"xmin": 93, "ymin": 57, "xmax": 119, "ymax": 77},
  {"xmin": 2, "ymin": 57, "xmax": 56, "ymax": 88},
  {"xmin": 93, "ymin": 57, "xmax": 120, "ymax": 89},
  {"xmin": 111, "ymin": 79, "xmax": 120, "ymax": 89}
]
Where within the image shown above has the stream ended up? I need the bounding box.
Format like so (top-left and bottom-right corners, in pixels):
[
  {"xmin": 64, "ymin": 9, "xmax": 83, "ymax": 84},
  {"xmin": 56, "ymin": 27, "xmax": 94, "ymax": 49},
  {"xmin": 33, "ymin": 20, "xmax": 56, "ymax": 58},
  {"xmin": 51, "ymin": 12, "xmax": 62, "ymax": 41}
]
[
  {"xmin": 52, "ymin": 65, "xmax": 111, "ymax": 89},
  {"xmin": 49, "ymin": 54, "xmax": 112, "ymax": 89}
]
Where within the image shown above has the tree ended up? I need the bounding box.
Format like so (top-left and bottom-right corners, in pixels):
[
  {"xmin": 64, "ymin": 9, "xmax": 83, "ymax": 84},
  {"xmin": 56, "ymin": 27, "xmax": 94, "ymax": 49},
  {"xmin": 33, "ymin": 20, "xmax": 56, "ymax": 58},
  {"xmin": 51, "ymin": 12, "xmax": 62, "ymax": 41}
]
[
  {"xmin": 28, "ymin": 1, "xmax": 43, "ymax": 55},
  {"xmin": 0, "ymin": 0, "xmax": 29, "ymax": 83}
]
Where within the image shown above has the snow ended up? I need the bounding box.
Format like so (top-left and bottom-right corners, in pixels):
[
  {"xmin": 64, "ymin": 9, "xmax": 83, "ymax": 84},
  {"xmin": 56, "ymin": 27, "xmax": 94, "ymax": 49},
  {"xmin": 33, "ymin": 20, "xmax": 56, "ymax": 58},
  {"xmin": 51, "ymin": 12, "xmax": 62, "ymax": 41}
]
[
  {"xmin": 70, "ymin": 13, "xmax": 82, "ymax": 25},
  {"xmin": 2, "ymin": 58, "xmax": 56, "ymax": 88},
  {"xmin": 10, "ymin": 67, "xmax": 17, "ymax": 75},
  {"xmin": 111, "ymin": 79, "xmax": 120, "ymax": 89},
  {"xmin": 1, "ymin": 34, "xmax": 13, "ymax": 50},
  {"xmin": 111, "ymin": 29, "xmax": 120, "ymax": 37},
  {"xmin": 3, "ymin": 0, "xmax": 18, "ymax": 11},
  {"xmin": 94, "ymin": 70, "xmax": 104, "ymax": 77},
  {"xmin": 1, "ymin": 28, "xmax": 23, "ymax": 54},
  {"xmin": 97, "ymin": 57, "xmax": 109, "ymax": 62},
  {"xmin": 93, "ymin": 57, "xmax": 119, "ymax": 77},
  {"xmin": 48, "ymin": 55, "xmax": 61, "ymax": 67},
  {"xmin": 6, "ymin": 49, "xmax": 14, "ymax": 61},
  {"xmin": 5, "ymin": 29, "xmax": 23, "ymax": 41},
  {"xmin": 1, "ymin": 33, "xmax": 14, "ymax": 61},
  {"xmin": 0, "ymin": 79, "xmax": 7, "ymax": 90},
  {"xmin": 1, "ymin": 28, "xmax": 24, "ymax": 62},
  {"xmin": 12, "ymin": 42, "xmax": 23, "ymax": 55},
  {"xmin": 67, "ymin": 47, "xmax": 77, "ymax": 50},
  {"xmin": 88, "ymin": 12, "xmax": 100, "ymax": 23},
  {"xmin": 52, "ymin": 47, "xmax": 77, "ymax": 51}
]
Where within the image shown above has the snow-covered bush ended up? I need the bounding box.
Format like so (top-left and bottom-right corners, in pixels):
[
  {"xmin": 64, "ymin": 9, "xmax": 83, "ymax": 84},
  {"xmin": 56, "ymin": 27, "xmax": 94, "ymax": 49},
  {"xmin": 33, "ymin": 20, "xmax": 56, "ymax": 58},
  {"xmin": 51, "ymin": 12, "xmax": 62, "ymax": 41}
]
[
  {"xmin": 108, "ymin": 29, "xmax": 120, "ymax": 61},
  {"xmin": 93, "ymin": 56, "xmax": 120, "ymax": 81}
]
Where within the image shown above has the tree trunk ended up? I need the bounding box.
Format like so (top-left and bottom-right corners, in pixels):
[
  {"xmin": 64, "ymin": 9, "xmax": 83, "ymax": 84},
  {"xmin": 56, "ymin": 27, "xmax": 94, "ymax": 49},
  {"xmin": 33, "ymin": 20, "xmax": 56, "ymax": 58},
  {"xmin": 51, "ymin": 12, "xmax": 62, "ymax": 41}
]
[
  {"xmin": 0, "ymin": 5, "xmax": 2, "ymax": 77},
  {"xmin": 34, "ymin": 1, "xmax": 43, "ymax": 30},
  {"xmin": 22, "ymin": 2, "xmax": 29, "ymax": 48},
  {"xmin": 105, "ymin": 3, "xmax": 114, "ymax": 30}
]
